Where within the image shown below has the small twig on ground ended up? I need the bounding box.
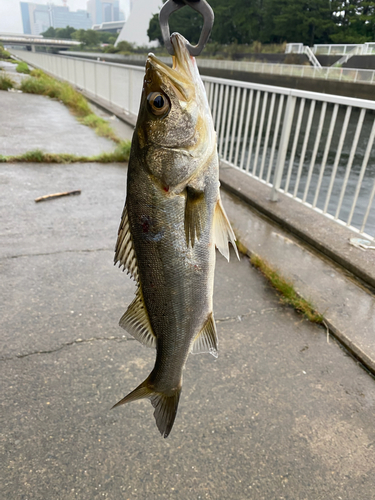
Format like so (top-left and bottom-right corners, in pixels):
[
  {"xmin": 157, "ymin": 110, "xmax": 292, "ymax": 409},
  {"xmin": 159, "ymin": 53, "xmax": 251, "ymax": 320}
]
[{"xmin": 35, "ymin": 190, "xmax": 81, "ymax": 202}]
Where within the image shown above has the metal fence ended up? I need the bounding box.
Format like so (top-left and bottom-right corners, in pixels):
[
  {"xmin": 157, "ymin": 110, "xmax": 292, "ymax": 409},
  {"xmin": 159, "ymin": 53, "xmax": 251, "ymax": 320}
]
[
  {"xmin": 60, "ymin": 50, "xmax": 375, "ymax": 85},
  {"xmin": 197, "ymin": 58, "xmax": 375, "ymax": 85},
  {"xmin": 11, "ymin": 50, "xmax": 375, "ymax": 240},
  {"xmin": 313, "ymin": 43, "xmax": 375, "ymax": 56}
]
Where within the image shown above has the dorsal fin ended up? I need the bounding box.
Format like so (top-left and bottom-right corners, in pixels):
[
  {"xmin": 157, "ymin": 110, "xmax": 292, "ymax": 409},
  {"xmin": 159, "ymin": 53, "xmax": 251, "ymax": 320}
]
[
  {"xmin": 119, "ymin": 287, "xmax": 156, "ymax": 349},
  {"xmin": 114, "ymin": 204, "xmax": 139, "ymax": 282},
  {"xmin": 191, "ymin": 313, "xmax": 218, "ymax": 358},
  {"xmin": 213, "ymin": 197, "xmax": 239, "ymax": 261}
]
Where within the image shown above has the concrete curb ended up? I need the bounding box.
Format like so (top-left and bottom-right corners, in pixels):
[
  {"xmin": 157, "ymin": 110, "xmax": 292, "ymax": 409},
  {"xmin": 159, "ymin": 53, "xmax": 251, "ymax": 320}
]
[
  {"xmin": 220, "ymin": 165, "xmax": 375, "ymax": 376},
  {"xmin": 219, "ymin": 163, "xmax": 375, "ymax": 291}
]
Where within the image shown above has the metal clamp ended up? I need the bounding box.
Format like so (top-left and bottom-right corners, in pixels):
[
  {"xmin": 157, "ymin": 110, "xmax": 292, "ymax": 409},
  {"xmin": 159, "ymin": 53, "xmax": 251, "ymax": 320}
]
[{"xmin": 159, "ymin": 0, "xmax": 214, "ymax": 57}]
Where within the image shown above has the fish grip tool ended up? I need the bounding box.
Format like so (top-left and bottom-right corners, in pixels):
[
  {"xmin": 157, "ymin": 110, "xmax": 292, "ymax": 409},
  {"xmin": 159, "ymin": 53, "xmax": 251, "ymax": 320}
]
[{"xmin": 159, "ymin": 0, "xmax": 214, "ymax": 56}]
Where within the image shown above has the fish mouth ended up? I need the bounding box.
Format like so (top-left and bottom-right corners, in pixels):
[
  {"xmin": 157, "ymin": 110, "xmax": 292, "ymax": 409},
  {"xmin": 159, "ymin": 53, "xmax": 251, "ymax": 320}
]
[{"xmin": 146, "ymin": 34, "xmax": 196, "ymax": 101}]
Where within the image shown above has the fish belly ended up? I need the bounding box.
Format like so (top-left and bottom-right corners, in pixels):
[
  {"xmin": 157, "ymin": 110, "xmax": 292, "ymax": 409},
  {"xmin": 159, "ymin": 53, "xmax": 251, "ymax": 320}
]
[{"xmin": 127, "ymin": 160, "xmax": 217, "ymax": 392}]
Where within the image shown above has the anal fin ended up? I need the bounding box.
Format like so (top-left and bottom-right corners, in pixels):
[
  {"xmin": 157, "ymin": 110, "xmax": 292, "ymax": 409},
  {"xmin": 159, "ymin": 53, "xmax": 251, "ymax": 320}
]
[
  {"xmin": 191, "ymin": 313, "xmax": 218, "ymax": 358},
  {"xmin": 184, "ymin": 186, "xmax": 207, "ymax": 247},
  {"xmin": 214, "ymin": 197, "xmax": 240, "ymax": 261},
  {"xmin": 119, "ymin": 287, "xmax": 156, "ymax": 349}
]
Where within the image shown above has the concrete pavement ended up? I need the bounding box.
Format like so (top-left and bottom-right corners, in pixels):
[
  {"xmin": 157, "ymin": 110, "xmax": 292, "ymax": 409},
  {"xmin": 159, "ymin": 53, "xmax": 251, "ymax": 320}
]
[
  {"xmin": 1, "ymin": 89, "xmax": 375, "ymax": 499},
  {"xmin": 0, "ymin": 90, "xmax": 115, "ymax": 157}
]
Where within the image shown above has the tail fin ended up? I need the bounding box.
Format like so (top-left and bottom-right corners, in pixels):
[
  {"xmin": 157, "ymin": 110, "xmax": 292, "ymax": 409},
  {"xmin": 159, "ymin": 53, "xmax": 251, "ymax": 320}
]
[{"xmin": 112, "ymin": 378, "xmax": 181, "ymax": 438}]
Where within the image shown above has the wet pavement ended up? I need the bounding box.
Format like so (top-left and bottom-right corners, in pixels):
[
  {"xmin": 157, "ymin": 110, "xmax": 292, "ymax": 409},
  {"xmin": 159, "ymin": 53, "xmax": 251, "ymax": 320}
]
[
  {"xmin": 0, "ymin": 90, "xmax": 115, "ymax": 157},
  {"xmin": 1, "ymin": 90, "xmax": 375, "ymax": 499},
  {"xmin": 1, "ymin": 160, "xmax": 375, "ymax": 500},
  {"xmin": 0, "ymin": 59, "xmax": 31, "ymax": 86}
]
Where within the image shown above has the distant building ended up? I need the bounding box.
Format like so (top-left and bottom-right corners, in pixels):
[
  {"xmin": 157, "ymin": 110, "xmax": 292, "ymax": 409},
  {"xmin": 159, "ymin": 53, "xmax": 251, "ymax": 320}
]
[
  {"xmin": 20, "ymin": 2, "xmax": 92, "ymax": 36},
  {"xmin": 92, "ymin": 20, "xmax": 125, "ymax": 34},
  {"xmin": 87, "ymin": 0, "xmax": 121, "ymax": 25},
  {"xmin": 115, "ymin": 0, "xmax": 162, "ymax": 47},
  {"xmin": 50, "ymin": 7, "xmax": 91, "ymax": 30},
  {"xmin": 21, "ymin": 2, "xmax": 50, "ymax": 35}
]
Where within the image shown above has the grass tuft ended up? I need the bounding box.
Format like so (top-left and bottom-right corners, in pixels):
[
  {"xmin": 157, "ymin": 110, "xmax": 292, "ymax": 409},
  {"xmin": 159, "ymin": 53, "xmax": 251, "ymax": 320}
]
[
  {"xmin": 250, "ymin": 254, "xmax": 324, "ymax": 323},
  {"xmin": 16, "ymin": 62, "xmax": 30, "ymax": 74},
  {"xmin": 0, "ymin": 74, "xmax": 15, "ymax": 90},
  {"xmin": 19, "ymin": 69, "xmax": 124, "ymax": 143},
  {"xmin": 2, "ymin": 141, "xmax": 131, "ymax": 164},
  {"xmin": 80, "ymin": 113, "xmax": 121, "ymax": 143}
]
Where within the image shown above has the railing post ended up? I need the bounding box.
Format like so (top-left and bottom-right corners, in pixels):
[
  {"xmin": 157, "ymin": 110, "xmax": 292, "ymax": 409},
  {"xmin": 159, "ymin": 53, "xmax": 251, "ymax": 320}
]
[{"xmin": 271, "ymin": 94, "xmax": 296, "ymax": 202}]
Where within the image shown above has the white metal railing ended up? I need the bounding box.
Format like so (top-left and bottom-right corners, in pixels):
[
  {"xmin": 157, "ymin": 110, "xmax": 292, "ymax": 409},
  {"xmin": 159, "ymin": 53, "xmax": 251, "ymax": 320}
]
[
  {"xmin": 196, "ymin": 58, "xmax": 375, "ymax": 85},
  {"xmin": 63, "ymin": 50, "xmax": 375, "ymax": 85},
  {"xmin": 10, "ymin": 49, "xmax": 375, "ymax": 240},
  {"xmin": 285, "ymin": 44, "xmax": 321, "ymax": 68},
  {"xmin": 313, "ymin": 43, "xmax": 375, "ymax": 56}
]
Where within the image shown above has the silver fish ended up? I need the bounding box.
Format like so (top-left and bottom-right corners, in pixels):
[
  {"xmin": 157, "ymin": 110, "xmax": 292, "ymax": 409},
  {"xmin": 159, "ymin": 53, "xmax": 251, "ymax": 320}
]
[{"xmin": 113, "ymin": 33, "xmax": 238, "ymax": 438}]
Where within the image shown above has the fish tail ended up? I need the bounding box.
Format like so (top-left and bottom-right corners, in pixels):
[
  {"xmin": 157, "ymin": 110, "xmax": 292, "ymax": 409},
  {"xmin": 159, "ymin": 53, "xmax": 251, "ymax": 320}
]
[{"xmin": 112, "ymin": 378, "xmax": 182, "ymax": 438}]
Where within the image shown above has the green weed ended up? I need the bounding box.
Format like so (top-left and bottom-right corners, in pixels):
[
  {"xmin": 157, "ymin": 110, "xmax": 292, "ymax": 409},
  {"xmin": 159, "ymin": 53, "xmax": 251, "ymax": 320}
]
[
  {"xmin": 80, "ymin": 113, "xmax": 120, "ymax": 143},
  {"xmin": 2, "ymin": 141, "xmax": 131, "ymax": 164},
  {"xmin": 250, "ymin": 254, "xmax": 324, "ymax": 323},
  {"xmin": 19, "ymin": 70, "xmax": 123, "ymax": 143},
  {"xmin": 16, "ymin": 62, "xmax": 30, "ymax": 74},
  {"xmin": 0, "ymin": 74, "xmax": 14, "ymax": 90}
]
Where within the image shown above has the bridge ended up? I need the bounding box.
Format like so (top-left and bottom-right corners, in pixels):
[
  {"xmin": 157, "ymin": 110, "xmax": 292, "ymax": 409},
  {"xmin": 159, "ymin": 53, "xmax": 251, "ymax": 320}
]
[{"xmin": 0, "ymin": 33, "xmax": 81, "ymax": 51}]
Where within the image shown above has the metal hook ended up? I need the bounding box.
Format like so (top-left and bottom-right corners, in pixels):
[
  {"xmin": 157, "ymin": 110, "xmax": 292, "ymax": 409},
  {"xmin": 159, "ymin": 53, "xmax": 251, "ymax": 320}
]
[{"xmin": 159, "ymin": 0, "xmax": 214, "ymax": 57}]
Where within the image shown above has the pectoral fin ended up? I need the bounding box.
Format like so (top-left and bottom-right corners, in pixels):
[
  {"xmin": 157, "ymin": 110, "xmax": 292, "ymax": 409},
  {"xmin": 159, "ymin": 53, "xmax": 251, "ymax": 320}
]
[
  {"xmin": 119, "ymin": 288, "xmax": 156, "ymax": 349},
  {"xmin": 191, "ymin": 313, "xmax": 218, "ymax": 358},
  {"xmin": 214, "ymin": 198, "xmax": 239, "ymax": 261},
  {"xmin": 114, "ymin": 204, "xmax": 139, "ymax": 282},
  {"xmin": 184, "ymin": 186, "xmax": 207, "ymax": 247}
]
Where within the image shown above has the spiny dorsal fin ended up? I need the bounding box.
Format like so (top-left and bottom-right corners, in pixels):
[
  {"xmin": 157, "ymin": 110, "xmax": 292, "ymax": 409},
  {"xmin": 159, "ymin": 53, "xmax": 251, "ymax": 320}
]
[
  {"xmin": 114, "ymin": 204, "xmax": 139, "ymax": 282},
  {"xmin": 112, "ymin": 378, "xmax": 182, "ymax": 438},
  {"xmin": 119, "ymin": 288, "xmax": 156, "ymax": 349},
  {"xmin": 184, "ymin": 186, "xmax": 207, "ymax": 247},
  {"xmin": 191, "ymin": 313, "xmax": 218, "ymax": 358},
  {"xmin": 213, "ymin": 197, "xmax": 239, "ymax": 261}
]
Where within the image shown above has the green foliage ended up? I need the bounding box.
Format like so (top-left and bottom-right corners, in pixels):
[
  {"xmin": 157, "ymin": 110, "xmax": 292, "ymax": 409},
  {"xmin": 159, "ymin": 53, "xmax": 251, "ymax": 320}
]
[
  {"xmin": 18, "ymin": 69, "xmax": 126, "ymax": 146},
  {"xmin": 20, "ymin": 71, "xmax": 91, "ymax": 116},
  {"xmin": 41, "ymin": 25, "xmax": 76, "ymax": 40},
  {"xmin": 72, "ymin": 29, "xmax": 99, "ymax": 46},
  {"xmin": 0, "ymin": 43, "xmax": 12, "ymax": 60},
  {"xmin": 16, "ymin": 62, "xmax": 30, "ymax": 74},
  {"xmin": 0, "ymin": 74, "xmax": 14, "ymax": 90},
  {"xmin": 148, "ymin": 0, "xmax": 373, "ymax": 47}
]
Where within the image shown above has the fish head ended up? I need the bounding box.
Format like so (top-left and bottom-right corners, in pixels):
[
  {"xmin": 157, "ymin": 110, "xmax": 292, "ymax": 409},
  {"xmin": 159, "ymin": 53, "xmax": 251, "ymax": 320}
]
[{"xmin": 135, "ymin": 33, "xmax": 215, "ymax": 188}]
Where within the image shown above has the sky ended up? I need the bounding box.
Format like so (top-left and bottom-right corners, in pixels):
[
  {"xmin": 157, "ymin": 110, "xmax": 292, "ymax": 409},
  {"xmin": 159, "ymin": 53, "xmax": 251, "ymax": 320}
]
[{"xmin": 0, "ymin": 0, "xmax": 130, "ymax": 34}]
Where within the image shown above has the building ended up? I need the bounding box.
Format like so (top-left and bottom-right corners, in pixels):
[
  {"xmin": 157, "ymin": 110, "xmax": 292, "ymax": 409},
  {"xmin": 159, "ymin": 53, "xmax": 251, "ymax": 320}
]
[
  {"xmin": 50, "ymin": 7, "xmax": 91, "ymax": 30},
  {"xmin": 92, "ymin": 20, "xmax": 125, "ymax": 34},
  {"xmin": 115, "ymin": 0, "xmax": 162, "ymax": 47},
  {"xmin": 20, "ymin": 2, "xmax": 92, "ymax": 36},
  {"xmin": 87, "ymin": 0, "xmax": 121, "ymax": 25},
  {"xmin": 20, "ymin": 2, "xmax": 50, "ymax": 35}
]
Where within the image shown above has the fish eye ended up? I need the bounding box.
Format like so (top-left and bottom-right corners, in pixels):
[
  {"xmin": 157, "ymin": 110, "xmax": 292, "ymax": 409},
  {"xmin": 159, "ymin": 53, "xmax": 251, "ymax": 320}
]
[{"xmin": 147, "ymin": 92, "xmax": 170, "ymax": 117}]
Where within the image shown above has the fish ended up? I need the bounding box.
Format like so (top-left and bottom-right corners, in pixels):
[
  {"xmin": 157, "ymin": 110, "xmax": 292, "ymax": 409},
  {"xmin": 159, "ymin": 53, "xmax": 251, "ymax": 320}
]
[{"xmin": 113, "ymin": 32, "xmax": 238, "ymax": 438}]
